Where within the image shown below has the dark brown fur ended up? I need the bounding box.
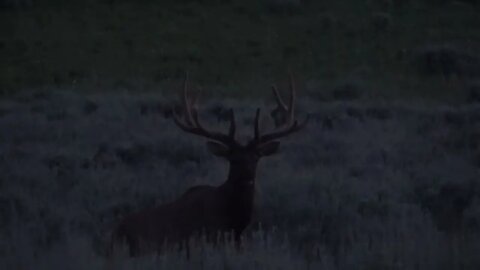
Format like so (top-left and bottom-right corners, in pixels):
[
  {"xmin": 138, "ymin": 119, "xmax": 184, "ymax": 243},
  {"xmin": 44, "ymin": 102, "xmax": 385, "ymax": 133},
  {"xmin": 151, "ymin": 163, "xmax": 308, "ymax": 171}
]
[{"xmin": 111, "ymin": 144, "xmax": 274, "ymax": 256}]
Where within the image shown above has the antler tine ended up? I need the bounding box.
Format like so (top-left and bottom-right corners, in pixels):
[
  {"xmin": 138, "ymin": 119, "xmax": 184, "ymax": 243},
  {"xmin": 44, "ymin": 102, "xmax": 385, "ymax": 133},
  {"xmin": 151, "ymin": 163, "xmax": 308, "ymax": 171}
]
[
  {"xmin": 288, "ymin": 71, "xmax": 296, "ymax": 124},
  {"xmin": 271, "ymin": 72, "xmax": 297, "ymax": 128},
  {"xmin": 172, "ymin": 73, "xmax": 237, "ymax": 145},
  {"xmin": 182, "ymin": 72, "xmax": 194, "ymax": 125},
  {"xmin": 177, "ymin": 107, "xmax": 235, "ymax": 144},
  {"xmin": 228, "ymin": 108, "xmax": 236, "ymax": 139},
  {"xmin": 253, "ymin": 72, "xmax": 307, "ymax": 144},
  {"xmin": 253, "ymin": 108, "xmax": 261, "ymax": 140},
  {"xmin": 271, "ymin": 85, "xmax": 288, "ymax": 110},
  {"xmin": 258, "ymin": 114, "xmax": 309, "ymax": 143},
  {"xmin": 172, "ymin": 109, "xmax": 194, "ymax": 132}
]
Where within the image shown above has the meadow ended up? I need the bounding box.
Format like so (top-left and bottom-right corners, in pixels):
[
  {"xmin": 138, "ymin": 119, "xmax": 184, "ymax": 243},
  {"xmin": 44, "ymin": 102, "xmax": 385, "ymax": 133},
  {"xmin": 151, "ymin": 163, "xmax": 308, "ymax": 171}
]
[
  {"xmin": 0, "ymin": 89, "xmax": 479, "ymax": 269},
  {"xmin": 0, "ymin": 0, "xmax": 480, "ymax": 269}
]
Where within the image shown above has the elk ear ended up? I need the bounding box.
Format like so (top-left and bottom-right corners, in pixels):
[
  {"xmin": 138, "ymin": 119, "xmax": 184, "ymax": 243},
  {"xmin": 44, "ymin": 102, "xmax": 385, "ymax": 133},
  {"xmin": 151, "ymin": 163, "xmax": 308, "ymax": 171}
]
[
  {"xmin": 206, "ymin": 141, "xmax": 230, "ymax": 157},
  {"xmin": 257, "ymin": 141, "xmax": 280, "ymax": 156}
]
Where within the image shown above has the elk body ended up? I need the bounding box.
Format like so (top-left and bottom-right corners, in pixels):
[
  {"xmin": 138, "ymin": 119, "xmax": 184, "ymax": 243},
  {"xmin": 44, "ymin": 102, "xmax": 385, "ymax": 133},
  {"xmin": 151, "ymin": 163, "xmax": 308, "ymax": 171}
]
[{"xmin": 109, "ymin": 75, "xmax": 308, "ymax": 257}]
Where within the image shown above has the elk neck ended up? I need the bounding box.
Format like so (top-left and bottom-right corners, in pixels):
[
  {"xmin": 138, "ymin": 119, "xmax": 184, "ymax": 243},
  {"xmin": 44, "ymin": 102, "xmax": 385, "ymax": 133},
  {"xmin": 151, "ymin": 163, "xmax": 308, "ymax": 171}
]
[
  {"xmin": 218, "ymin": 160, "xmax": 256, "ymax": 212},
  {"xmin": 221, "ymin": 160, "xmax": 257, "ymax": 190}
]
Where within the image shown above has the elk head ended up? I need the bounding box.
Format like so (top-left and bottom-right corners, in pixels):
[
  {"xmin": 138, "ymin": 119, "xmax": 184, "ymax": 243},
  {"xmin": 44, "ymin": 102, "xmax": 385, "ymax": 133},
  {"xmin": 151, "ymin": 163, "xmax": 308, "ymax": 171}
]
[{"xmin": 172, "ymin": 73, "xmax": 308, "ymax": 188}]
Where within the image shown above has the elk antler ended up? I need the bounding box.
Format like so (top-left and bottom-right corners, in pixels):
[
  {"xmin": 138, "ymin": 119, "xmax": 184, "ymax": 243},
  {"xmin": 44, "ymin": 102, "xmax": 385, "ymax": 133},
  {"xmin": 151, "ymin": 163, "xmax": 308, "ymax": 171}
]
[
  {"xmin": 172, "ymin": 73, "xmax": 238, "ymax": 146},
  {"xmin": 271, "ymin": 71, "xmax": 296, "ymax": 127},
  {"xmin": 251, "ymin": 72, "xmax": 309, "ymax": 145}
]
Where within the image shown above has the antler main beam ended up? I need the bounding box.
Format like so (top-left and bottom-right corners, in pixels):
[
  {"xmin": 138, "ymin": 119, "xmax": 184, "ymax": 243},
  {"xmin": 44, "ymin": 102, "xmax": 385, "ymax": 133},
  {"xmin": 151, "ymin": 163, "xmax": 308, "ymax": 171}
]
[
  {"xmin": 173, "ymin": 72, "xmax": 308, "ymax": 147},
  {"xmin": 172, "ymin": 73, "xmax": 237, "ymax": 146},
  {"xmin": 256, "ymin": 116, "xmax": 309, "ymax": 143},
  {"xmin": 250, "ymin": 72, "xmax": 308, "ymax": 145}
]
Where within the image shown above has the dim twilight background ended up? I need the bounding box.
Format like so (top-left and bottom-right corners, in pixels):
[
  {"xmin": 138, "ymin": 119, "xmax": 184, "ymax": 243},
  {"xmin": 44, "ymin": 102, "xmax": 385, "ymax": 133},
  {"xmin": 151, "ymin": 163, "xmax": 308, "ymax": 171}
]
[{"xmin": 0, "ymin": 0, "xmax": 479, "ymax": 269}]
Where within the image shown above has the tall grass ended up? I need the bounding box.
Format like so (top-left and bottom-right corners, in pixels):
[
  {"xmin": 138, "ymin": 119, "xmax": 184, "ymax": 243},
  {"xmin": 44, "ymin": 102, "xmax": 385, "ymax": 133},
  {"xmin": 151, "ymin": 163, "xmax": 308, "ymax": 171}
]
[{"xmin": 0, "ymin": 89, "xmax": 479, "ymax": 269}]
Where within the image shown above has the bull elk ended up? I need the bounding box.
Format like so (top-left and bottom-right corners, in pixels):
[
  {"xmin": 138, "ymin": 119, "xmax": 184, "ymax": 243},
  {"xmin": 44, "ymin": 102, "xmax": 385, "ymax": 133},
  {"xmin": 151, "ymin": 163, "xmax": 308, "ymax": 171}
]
[{"xmin": 109, "ymin": 74, "xmax": 308, "ymax": 257}]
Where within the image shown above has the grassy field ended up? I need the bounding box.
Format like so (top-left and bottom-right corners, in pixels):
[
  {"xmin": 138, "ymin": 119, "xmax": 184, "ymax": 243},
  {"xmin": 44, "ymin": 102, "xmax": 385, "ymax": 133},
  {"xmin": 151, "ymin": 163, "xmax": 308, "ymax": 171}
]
[
  {"xmin": 0, "ymin": 89, "xmax": 479, "ymax": 269},
  {"xmin": 1, "ymin": 0, "xmax": 479, "ymax": 101}
]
